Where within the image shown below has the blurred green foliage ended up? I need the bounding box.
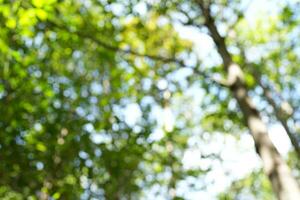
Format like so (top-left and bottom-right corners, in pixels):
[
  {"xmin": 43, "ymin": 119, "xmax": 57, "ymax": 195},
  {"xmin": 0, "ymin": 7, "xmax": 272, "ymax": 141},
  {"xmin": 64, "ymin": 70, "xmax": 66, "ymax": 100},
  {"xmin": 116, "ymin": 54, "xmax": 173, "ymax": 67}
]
[{"xmin": 1, "ymin": 0, "xmax": 300, "ymax": 199}]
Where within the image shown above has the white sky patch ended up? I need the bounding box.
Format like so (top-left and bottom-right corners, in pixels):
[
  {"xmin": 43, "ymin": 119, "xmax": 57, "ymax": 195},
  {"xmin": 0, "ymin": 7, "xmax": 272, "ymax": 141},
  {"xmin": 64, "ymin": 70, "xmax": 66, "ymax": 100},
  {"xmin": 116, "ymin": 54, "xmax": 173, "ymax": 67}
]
[
  {"xmin": 174, "ymin": 24, "xmax": 215, "ymax": 60},
  {"xmin": 221, "ymin": 134, "xmax": 260, "ymax": 178},
  {"xmin": 177, "ymin": 124, "xmax": 291, "ymax": 200},
  {"xmin": 90, "ymin": 82, "xmax": 102, "ymax": 94},
  {"xmin": 268, "ymin": 123, "xmax": 292, "ymax": 156},
  {"xmin": 151, "ymin": 105, "xmax": 175, "ymax": 132},
  {"xmin": 162, "ymin": 107, "xmax": 174, "ymax": 132},
  {"xmin": 123, "ymin": 103, "xmax": 142, "ymax": 126},
  {"xmin": 84, "ymin": 123, "xmax": 94, "ymax": 133},
  {"xmin": 157, "ymin": 79, "xmax": 168, "ymax": 90},
  {"xmin": 34, "ymin": 123, "xmax": 43, "ymax": 132},
  {"xmin": 148, "ymin": 128, "xmax": 165, "ymax": 142},
  {"xmin": 133, "ymin": 2, "xmax": 147, "ymax": 16},
  {"xmin": 245, "ymin": 0, "xmax": 282, "ymax": 26},
  {"xmin": 181, "ymin": 133, "xmax": 260, "ymax": 199},
  {"xmin": 108, "ymin": 3, "xmax": 125, "ymax": 16},
  {"xmin": 146, "ymin": 105, "xmax": 175, "ymax": 142},
  {"xmin": 90, "ymin": 130, "xmax": 112, "ymax": 145}
]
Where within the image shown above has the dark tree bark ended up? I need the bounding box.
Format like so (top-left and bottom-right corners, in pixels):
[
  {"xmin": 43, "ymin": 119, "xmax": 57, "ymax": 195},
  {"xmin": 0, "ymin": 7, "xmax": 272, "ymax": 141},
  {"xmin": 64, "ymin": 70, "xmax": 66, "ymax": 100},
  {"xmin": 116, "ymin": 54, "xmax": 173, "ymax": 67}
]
[{"xmin": 196, "ymin": 1, "xmax": 300, "ymax": 199}]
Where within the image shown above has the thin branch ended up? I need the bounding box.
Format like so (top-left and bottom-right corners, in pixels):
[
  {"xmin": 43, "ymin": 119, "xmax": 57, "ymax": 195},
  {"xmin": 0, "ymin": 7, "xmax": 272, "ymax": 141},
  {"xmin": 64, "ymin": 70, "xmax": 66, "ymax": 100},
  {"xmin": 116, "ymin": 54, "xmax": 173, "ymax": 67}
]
[
  {"xmin": 46, "ymin": 20, "xmax": 224, "ymax": 86},
  {"xmin": 176, "ymin": 6, "xmax": 203, "ymax": 27},
  {"xmin": 48, "ymin": 20, "xmax": 183, "ymax": 64}
]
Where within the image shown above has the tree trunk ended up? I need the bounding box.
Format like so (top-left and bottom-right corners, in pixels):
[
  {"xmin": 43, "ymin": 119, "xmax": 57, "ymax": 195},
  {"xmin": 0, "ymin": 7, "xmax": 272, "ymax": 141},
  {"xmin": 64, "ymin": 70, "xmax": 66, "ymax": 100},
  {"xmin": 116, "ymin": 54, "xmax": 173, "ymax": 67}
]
[
  {"xmin": 237, "ymin": 43, "xmax": 300, "ymax": 159},
  {"xmin": 254, "ymin": 72, "xmax": 300, "ymax": 159},
  {"xmin": 196, "ymin": 1, "xmax": 300, "ymax": 199}
]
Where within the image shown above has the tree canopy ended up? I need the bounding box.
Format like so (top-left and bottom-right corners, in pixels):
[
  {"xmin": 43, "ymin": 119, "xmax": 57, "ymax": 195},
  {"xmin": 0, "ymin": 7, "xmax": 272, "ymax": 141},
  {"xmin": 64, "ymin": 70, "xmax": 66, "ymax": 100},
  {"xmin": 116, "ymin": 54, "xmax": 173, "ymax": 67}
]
[{"xmin": 1, "ymin": 0, "xmax": 300, "ymax": 199}]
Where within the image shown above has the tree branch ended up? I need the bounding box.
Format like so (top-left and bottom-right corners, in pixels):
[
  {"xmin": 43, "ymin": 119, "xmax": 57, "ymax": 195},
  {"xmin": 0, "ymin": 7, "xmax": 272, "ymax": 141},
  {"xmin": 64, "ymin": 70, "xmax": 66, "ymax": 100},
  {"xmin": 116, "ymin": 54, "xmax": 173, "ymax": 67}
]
[{"xmin": 46, "ymin": 20, "xmax": 225, "ymax": 87}]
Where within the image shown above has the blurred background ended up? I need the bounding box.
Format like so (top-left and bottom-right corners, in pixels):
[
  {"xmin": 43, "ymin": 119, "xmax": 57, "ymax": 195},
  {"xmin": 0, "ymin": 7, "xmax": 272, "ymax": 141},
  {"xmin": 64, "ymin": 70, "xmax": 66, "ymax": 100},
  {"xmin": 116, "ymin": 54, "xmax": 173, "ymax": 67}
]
[{"xmin": 1, "ymin": 0, "xmax": 300, "ymax": 199}]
